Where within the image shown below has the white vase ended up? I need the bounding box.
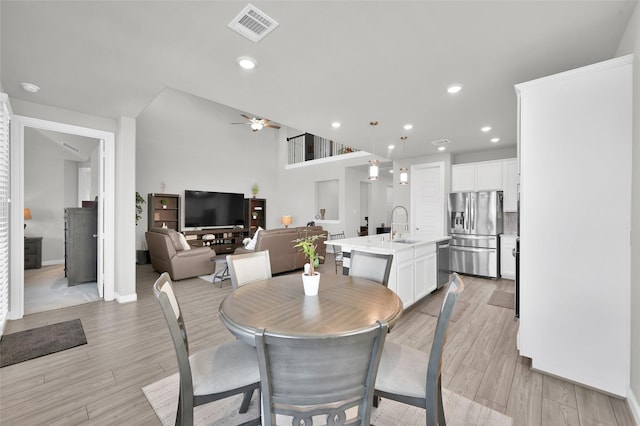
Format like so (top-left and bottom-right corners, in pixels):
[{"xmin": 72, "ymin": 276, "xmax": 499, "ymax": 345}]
[{"xmin": 302, "ymin": 272, "xmax": 320, "ymax": 296}]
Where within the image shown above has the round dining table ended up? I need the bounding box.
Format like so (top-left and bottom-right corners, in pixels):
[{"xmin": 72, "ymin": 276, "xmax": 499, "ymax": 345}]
[{"xmin": 219, "ymin": 273, "xmax": 404, "ymax": 344}]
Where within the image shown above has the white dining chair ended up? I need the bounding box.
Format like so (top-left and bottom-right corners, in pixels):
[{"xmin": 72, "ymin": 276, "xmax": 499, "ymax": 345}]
[
  {"xmin": 226, "ymin": 250, "xmax": 272, "ymax": 290},
  {"xmin": 374, "ymin": 273, "xmax": 465, "ymax": 426},
  {"xmin": 255, "ymin": 320, "xmax": 388, "ymax": 426},
  {"xmin": 348, "ymin": 250, "xmax": 394, "ymax": 287},
  {"xmin": 153, "ymin": 272, "xmax": 261, "ymax": 426}
]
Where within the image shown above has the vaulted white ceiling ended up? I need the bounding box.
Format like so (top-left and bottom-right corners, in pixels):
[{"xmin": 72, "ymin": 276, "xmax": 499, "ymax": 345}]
[{"xmin": 1, "ymin": 1, "xmax": 636, "ymax": 158}]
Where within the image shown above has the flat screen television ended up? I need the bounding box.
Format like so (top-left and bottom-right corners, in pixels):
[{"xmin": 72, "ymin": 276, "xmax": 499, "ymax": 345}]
[{"xmin": 184, "ymin": 190, "xmax": 245, "ymax": 229}]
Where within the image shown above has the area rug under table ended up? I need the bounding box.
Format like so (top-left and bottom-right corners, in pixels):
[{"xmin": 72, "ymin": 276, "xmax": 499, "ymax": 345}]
[
  {"xmin": 142, "ymin": 373, "xmax": 513, "ymax": 426},
  {"xmin": 0, "ymin": 319, "xmax": 87, "ymax": 368}
]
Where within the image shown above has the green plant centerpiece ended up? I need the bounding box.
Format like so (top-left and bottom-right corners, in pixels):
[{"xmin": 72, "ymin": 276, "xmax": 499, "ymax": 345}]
[
  {"xmin": 251, "ymin": 183, "xmax": 259, "ymax": 198},
  {"xmin": 293, "ymin": 234, "xmax": 326, "ymax": 296},
  {"xmin": 293, "ymin": 234, "xmax": 326, "ymax": 276},
  {"xmin": 135, "ymin": 192, "xmax": 145, "ymax": 225}
]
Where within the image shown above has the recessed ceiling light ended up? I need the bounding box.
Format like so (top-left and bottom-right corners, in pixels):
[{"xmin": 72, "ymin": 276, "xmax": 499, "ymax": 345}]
[
  {"xmin": 403, "ymin": 124, "xmax": 413, "ymax": 130},
  {"xmin": 438, "ymin": 146, "xmax": 446, "ymax": 151},
  {"xmin": 331, "ymin": 121, "xmax": 341, "ymax": 128},
  {"xmin": 21, "ymin": 82, "xmax": 40, "ymax": 93},
  {"xmin": 447, "ymin": 84, "xmax": 462, "ymax": 94},
  {"xmin": 481, "ymin": 126, "xmax": 492, "ymax": 132},
  {"xmin": 389, "ymin": 169, "xmax": 394, "ymax": 174},
  {"xmin": 388, "ymin": 144, "xmax": 395, "ymax": 150},
  {"xmin": 236, "ymin": 56, "xmax": 257, "ymax": 70},
  {"xmin": 491, "ymin": 138, "xmax": 500, "ymax": 143}
]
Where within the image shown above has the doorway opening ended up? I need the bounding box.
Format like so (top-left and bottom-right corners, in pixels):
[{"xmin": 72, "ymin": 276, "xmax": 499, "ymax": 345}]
[
  {"xmin": 23, "ymin": 128, "xmax": 101, "ymax": 314},
  {"xmin": 10, "ymin": 115, "xmax": 115, "ymax": 319}
]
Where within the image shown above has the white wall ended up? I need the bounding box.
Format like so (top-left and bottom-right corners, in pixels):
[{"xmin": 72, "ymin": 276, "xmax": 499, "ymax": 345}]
[
  {"xmin": 24, "ymin": 128, "xmax": 79, "ymax": 263},
  {"xmin": 616, "ymin": 1, "xmax": 640, "ymax": 417},
  {"xmin": 135, "ymin": 88, "xmax": 281, "ymax": 248},
  {"xmin": 452, "ymin": 146, "xmax": 517, "ymax": 165},
  {"xmin": 115, "ymin": 117, "xmax": 136, "ymax": 301},
  {"xmin": 135, "ymin": 88, "xmax": 392, "ymax": 250}
]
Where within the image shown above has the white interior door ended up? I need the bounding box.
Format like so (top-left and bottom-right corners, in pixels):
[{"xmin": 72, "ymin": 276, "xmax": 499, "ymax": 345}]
[
  {"xmin": 96, "ymin": 139, "xmax": 105, "ymax": 298},
  {"xmin": 410, "ymin": 162, "xmax": 445, "ymax": 237}
]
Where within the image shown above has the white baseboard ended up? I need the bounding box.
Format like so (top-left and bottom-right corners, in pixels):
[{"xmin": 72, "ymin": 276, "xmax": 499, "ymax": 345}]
[
  {"xmin": 42, "ymin": 259, "xmax": 65, "ymax": 266},
  {"xmin": 115, "ymin": 292, "xmax": 137, "ymax": 304},
  {"xmin": 0, "ymin": 315, "xmax": 6, "ymax": 338},
  {"xmin": 628, "ymin": 386, "xmax": 640, "ymax": 425}
]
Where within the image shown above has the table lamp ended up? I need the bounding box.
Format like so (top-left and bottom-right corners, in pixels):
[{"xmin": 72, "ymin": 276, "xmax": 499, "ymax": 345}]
[
  {"xmin": 281, "ymin": 215, "xmax": 292, "ymax": 228},
  {"xmin": 24, "ymin": 208, "xmax": 32, "ymax": 229}
]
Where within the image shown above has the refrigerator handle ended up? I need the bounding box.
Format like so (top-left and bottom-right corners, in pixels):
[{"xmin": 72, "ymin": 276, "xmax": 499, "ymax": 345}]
[
  {"xmin": 470, "ymin": 194, "xmax": 475, "ymax": 231},
  {"xmin": 465, "ymin": 197, "xmax": 470, "ymax": 231}
]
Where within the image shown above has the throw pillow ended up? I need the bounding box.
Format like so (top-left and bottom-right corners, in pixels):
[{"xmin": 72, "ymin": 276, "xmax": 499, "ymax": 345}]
[
  {"xmin": 177, "ymin": 233, "xmax": 191, "ymax": 251},
  {"xmin": 245, "ymin": 227, "xmax": 263, "ymax": 250},
  {"xmin": 167, "ymin": 230, "xmax": 183, "ymax": 251}
]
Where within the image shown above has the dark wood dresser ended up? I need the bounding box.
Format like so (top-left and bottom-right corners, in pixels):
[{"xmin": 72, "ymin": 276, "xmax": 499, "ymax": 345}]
[
  {"xmin": 64, "ymin": 207, "xmax": 97, "ymax": 285},
  {"xmin": 24, "ymin": 236, "xmax": 43, "ymax": 269}
]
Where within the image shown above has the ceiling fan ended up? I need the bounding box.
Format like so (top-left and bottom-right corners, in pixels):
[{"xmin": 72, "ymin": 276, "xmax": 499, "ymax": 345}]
[{"xmin": 232, "ymin": 114, "xmax": 281, "ymax": 132}]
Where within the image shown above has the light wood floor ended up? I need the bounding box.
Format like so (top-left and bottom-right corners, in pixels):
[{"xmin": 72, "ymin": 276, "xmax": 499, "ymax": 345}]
[{"xmin": 0, "ymin": 257, "xmax": 635, "ymax": 425}]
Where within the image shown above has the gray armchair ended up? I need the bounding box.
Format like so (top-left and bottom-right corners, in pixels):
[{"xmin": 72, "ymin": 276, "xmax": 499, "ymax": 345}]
[{"xmin": 145, "ymin": 228, "xmax": 216, "ymax": 280}]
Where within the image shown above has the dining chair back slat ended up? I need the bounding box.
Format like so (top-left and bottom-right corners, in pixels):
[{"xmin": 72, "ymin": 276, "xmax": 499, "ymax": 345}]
[
  {"xmin": 227, "ymin": 250, "xmax": 272, "ymax": 290},
  {"xmin": 348, "ymin": 250, "xmax": 393, "ymax": 287},
  {"xmin": 256, "ymin": 321, "xmax": 388, "ymax": 426}
]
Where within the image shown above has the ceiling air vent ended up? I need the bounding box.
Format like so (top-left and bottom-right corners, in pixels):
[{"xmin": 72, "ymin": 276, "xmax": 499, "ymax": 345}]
[
  {"xmin": 228, "ymin": 3, "xmax": 279, "ymax": 43},
  {"xmin": 431, "ymin": 139, "xmax": 450, "ymax": 147}
]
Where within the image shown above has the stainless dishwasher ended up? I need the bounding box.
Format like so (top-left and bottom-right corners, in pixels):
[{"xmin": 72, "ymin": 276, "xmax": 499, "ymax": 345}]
[{"xmin": 437, "ymin": 239, "xmax": 450, "ymax": 289}]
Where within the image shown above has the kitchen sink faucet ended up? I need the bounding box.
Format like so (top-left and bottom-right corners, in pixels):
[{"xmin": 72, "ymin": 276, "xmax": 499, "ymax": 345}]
[{"xmin": 390, "ymin": 205, "xmax": 409, "ymax": 240}]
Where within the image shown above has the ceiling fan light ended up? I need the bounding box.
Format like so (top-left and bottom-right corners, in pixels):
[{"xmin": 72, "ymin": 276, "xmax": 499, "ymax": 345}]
[
  {"xmin": 251, "ymin": 121, "xmax": 264, "ymax": 131},
  {"xmin": 237, "ymin": 56, "xmax": 257, "ymax": 70}
]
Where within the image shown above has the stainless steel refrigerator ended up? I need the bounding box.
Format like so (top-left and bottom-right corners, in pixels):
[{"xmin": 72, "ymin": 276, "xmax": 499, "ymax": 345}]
[{"xmin": 448, "ymin": 191, "xmax": 503, "ymax": 278}]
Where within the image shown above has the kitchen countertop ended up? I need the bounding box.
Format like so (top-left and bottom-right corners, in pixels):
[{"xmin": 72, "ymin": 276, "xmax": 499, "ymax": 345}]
[{"xmin": 325, "ymin": 233, "xmax": 450, "ymax": 254}]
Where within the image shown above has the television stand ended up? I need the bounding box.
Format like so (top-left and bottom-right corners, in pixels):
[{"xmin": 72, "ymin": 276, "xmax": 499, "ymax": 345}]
[{"xmin": 183, "ymin": 228, "xmax": 249, "ymax": 255}]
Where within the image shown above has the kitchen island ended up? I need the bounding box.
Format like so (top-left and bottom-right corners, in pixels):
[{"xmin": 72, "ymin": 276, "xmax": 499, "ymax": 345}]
[{"xmin": 326, "ymin": 234, "xmax": 450, "ymax": 308}]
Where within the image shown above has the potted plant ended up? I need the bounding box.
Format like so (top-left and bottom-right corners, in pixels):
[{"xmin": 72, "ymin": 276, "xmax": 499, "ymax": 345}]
[
  {"xmin": 135, "ymin": 192, "xmax": 145, "ymax": 225},
  {"xmin": 293, "ymin": 234, "xmax": 326, "ymax": 296},
  {"xmin": 160, "ymin": 199, "xmax": 167, "ymax": 209},
  {"xmin": 251, "ymin": 183, "xmax": 259, "ymax": 198},
  {"xmin": 135, "ymin": 192, "xmax": 149, "ymax": 265}
]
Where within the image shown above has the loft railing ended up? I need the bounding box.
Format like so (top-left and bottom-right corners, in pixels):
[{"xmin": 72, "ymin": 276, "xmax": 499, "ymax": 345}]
[{"xmin": 286, "ymin": 133, "xmax": 360, "ymax": 165}]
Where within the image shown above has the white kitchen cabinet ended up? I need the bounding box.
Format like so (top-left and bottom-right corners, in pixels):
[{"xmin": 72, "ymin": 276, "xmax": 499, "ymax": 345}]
[
  {"xmin": 502, "ymin": 159, "xmax": 519, "ymax": 212},
  {"xmin": 475, "ymin": 161, "xmax": 503, "ymax": 190},
  {"xmin": 414, "ymin": 244, "xmax": 437, "ymax": 300},
  {"xmin": 450, "ymin": 164, "xmax": 476, "ymax": 192},
  {"xmin": 516, "ymin": 55, "xmax": 631, "ymax": 396},
  {"xmin": 451, "ymin": 160, "xmax": 503, "ymax": 192},
  {"xmin": 340, "ymin": 240, "xmax": 442, "ymax": 309},
  {"xmin": 499, "ymin": 234, "xmax": 516, "ymax": 280},
  {"xmin": 394, "ymin": 250, "xmax": 414, "ymax": 305}
]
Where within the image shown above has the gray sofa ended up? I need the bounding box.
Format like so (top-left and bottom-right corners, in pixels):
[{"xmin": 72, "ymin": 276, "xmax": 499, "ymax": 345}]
[
  {"xmin": 145, "ymin": 228, "xmax": 216, "ymax": 280},
  {"xmin": 235, "ymin": 226, "xmax": 328, "ymax": 275}
]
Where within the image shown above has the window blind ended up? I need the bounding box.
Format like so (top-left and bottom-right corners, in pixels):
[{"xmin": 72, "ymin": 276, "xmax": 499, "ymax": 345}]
[{"xmin": 0, "ymin": 93, "xmax": 10, "ymax": 332}]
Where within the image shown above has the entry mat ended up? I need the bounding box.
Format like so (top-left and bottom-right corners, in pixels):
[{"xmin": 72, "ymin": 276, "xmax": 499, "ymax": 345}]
[
  {"xmin": 488, "ymin": 290, "xmax": 515, "ymax": 310},
  {"xmin": 0, "ymin": 319, "xmax": 87, "ymax": 367}
]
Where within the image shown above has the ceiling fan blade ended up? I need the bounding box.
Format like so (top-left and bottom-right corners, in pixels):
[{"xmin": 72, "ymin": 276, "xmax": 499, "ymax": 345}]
[
  {"xmin": 231, "ymin": 122, "xmax": 251, "ymax": 124},
  {"xmin": 240, "ymin": 114, "xmax": 253, "ymax": 121},
  {"xmin": 265, "ymin": 123, "xmax": 281, "ymax": 129}
]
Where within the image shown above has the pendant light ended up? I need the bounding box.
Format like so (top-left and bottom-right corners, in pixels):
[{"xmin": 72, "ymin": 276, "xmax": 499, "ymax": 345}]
[
  {"xmin": 368, "ymin": 121, "xmax": 379, "ymax": 180},
  {"xmin": 399, "ymin": 136, "xmax": 409, "ymax": 185}
]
